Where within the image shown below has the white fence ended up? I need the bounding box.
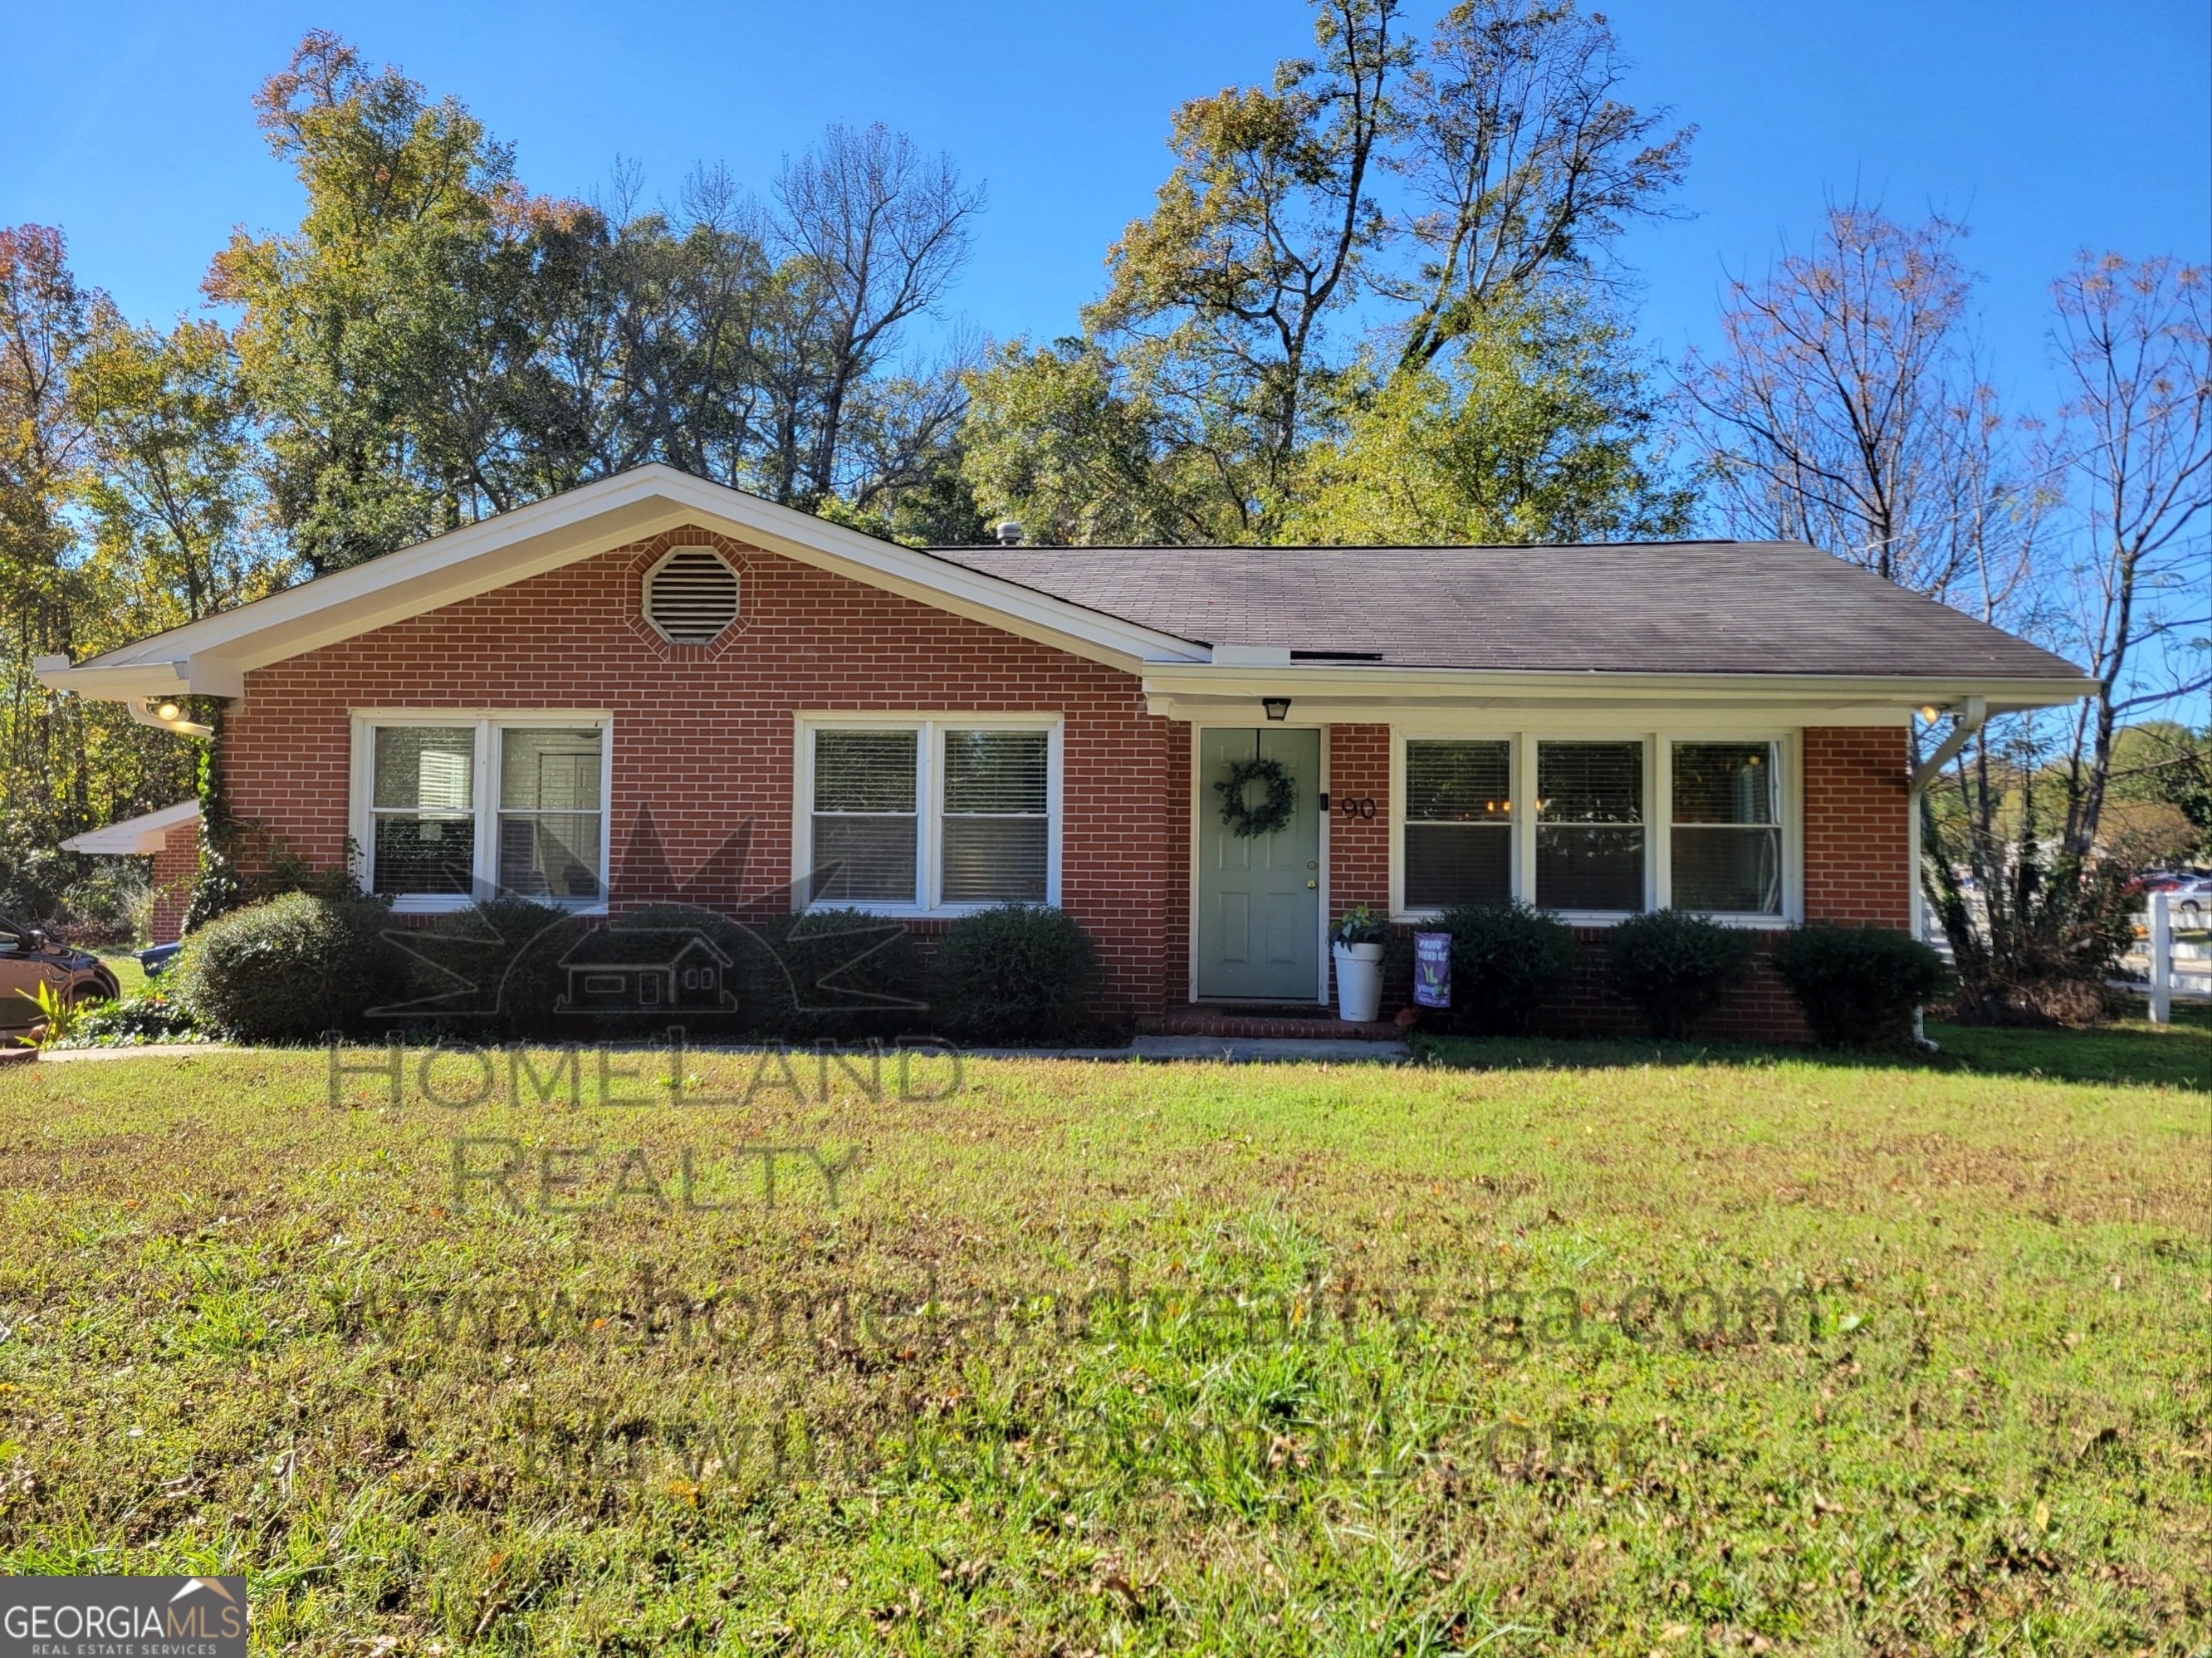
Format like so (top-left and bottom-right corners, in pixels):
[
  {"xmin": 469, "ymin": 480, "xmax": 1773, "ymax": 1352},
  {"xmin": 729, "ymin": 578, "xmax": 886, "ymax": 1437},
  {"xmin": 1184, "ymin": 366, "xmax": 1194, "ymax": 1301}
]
[
  {"xmin": 2121, "ymin": 892, "xmax": 2211, "ymax": 1024},
  {"xmin": 1921, "ymin": 890, "xmax": 2209, "ymax": 1023}
]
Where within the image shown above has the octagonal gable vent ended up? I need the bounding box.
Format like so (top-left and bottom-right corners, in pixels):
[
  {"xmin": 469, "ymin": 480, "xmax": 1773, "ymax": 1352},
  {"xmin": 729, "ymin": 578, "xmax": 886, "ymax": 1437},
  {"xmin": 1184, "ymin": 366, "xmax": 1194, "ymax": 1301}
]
[{"xmin": 644, "ymin": 546, "xmax": 741, "ymax": 644}]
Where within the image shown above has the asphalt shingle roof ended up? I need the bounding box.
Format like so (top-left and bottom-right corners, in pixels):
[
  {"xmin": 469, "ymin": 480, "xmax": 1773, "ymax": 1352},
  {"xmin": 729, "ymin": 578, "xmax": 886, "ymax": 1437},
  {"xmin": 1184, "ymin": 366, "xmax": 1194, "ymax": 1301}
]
[{"xmin": 928, "ymin": 540, "xmax": 2085, "ymax": 679}]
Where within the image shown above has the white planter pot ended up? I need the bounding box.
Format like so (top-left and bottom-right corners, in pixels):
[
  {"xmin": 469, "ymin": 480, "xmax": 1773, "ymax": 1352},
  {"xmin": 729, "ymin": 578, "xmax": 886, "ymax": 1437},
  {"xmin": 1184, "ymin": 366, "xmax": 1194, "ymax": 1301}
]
[{"xmin": 1332, "ymin": 941, "xmax": 1385, "ymax": 1023}]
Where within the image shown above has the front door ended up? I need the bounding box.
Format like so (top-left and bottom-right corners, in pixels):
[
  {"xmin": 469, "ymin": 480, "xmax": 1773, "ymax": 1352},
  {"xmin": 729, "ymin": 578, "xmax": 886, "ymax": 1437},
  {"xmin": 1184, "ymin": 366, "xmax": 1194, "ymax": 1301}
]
[{"xmin": 1197, "ymin": 727, "xmax": 1321, "ymax": 1000}]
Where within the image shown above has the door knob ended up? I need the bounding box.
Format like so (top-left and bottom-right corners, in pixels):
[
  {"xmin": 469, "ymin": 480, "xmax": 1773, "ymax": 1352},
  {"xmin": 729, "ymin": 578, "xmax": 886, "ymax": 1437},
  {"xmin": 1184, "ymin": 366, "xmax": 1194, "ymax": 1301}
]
[{"xmin": 1306, "ymin": 879, "xmax": 1318, "ymax": 889}]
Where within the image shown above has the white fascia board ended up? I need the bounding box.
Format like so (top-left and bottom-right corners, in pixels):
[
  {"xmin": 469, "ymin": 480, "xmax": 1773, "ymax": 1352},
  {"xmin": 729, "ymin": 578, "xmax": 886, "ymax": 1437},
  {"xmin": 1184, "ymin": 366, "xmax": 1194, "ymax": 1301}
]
[
  {"xmin": 55, "ymin": 467, "xmax": 1206, "ymax": 693},
  {"xmin": 59, "ymin": 799, "xmax": 201, "ymax": 855},
  {"xmin": 1143, "ymin": 664, "xmax": 2099, "ymax": 715}
]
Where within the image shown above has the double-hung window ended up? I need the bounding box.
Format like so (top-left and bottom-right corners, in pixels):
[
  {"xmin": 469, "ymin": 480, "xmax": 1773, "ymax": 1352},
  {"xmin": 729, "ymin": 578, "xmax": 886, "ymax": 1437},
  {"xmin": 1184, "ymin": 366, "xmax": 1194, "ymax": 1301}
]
[
  {"xmin": 801, "ymin": 717, "xmax": 1059, "ymax": 912},
  {"xmin": 1671, "ymin": 741, "xmax": 1781, "ymax": 914},
  {"xmin": 355, "ymin": 715, "xmax": 610, "ymax": 911},
  {"xmin": 1402, "ymin": 739, "xmax": 1512, "ymax": 909},
  {"xmin": 1535, "ymin": 741, "xmax": 1647, "ymax": 913}
]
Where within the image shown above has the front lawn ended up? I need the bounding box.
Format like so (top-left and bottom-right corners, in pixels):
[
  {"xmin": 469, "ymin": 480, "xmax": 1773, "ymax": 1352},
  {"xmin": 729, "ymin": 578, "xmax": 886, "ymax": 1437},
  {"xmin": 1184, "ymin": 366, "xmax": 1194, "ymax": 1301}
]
[{"xmin": 0, "ymin": 1027, "xmax": 2205, "ymax": 1653}]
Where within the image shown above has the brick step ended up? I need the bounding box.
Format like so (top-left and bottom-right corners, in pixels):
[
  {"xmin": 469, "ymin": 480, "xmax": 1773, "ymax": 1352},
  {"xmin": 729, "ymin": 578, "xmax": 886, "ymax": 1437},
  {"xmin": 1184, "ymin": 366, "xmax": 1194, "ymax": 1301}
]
[{"xmin": 1150, "ymin": 1005, "xmax": 1406, "ymax": 1041}]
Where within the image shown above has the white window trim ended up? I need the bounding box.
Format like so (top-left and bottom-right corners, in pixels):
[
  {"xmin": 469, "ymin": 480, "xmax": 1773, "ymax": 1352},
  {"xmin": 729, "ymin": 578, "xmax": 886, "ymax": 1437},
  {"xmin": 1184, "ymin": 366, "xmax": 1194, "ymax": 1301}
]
[
  {"xmin": 791, "ymin": 712, "xmax": 1063, "ymax": 917},
  {"xmin": 1389, "ymin": 727, "xmax": 1801, "ymax": 928},
  {"xmin": 349, "ymin": 709, "xmax": 614, "ymax": 916}
]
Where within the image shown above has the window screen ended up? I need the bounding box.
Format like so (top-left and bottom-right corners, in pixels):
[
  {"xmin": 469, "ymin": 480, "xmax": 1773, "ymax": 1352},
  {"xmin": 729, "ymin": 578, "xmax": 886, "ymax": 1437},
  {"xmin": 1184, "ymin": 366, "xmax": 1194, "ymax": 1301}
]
[
  {"xmin": 1672, "ymin": 742, "xmax": 1780, "ymax": 913},
  {"xmin": 498, "ymin": 728, "xmax": 604, "ymax": 900},
  {"xmin": 811, "ymin": 730, "xmax": 918, "ymax": 902},
  {"xmin": 1535, "ymin": 741, "xmax": 1645, "ymax": 912},
  {"xmin": 372, "ymin": 727, "xmax": 476, "ymax": 897},
  {"xmin": 942, "ymin": 729, "xmax": 1049, "ymax": 902},
  {"xmin": 1403, "ymin": 740, "xmax": 1511, "ymax": 908}
]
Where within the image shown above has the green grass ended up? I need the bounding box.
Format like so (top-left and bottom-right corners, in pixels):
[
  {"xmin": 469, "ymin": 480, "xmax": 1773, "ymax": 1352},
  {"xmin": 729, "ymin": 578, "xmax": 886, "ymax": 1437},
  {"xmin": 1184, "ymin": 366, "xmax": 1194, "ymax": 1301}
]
[
  {"xmin": 0, "ymin": 1025, "xmax": 2205, "ymax": 1654},
  {"xmin": 93, "ymin": 946, "xmax": 149, "ymax": 998}
]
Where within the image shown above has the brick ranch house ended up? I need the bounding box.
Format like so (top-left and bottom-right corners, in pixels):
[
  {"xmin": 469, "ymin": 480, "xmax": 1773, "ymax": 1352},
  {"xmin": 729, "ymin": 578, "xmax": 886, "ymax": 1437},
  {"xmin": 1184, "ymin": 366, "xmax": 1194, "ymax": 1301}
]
[{"xmin": 39, "ymin": 464, "xmax": 2092, "ymax": 1039}]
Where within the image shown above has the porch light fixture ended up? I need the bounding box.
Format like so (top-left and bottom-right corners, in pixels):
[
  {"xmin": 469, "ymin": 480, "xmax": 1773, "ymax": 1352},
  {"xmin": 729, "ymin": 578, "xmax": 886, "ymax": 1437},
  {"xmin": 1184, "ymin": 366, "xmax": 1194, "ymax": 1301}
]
[
  {"xmin": 1261, "ymin": 697, "xmax": 1291, "ymax": 721},
  {"xmin": 134, "ymin": 696, "xmax": 213, "ymax": 740}
]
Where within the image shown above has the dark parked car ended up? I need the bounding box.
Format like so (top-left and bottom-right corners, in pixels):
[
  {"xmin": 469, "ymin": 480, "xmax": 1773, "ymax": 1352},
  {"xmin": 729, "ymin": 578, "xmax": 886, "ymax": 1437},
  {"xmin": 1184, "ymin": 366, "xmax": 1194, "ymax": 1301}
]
[{"xmin": 0, "ymin": 915, "xmax": 120, "ymax": 1034}]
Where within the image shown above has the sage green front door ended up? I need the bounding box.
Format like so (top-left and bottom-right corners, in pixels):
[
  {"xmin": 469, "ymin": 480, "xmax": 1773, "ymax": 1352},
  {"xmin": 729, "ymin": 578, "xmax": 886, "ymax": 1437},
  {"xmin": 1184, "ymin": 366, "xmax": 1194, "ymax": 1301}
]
[{"xmin": 1197, "ymin": 727, "xmax": 1321, "ymax": 1000}]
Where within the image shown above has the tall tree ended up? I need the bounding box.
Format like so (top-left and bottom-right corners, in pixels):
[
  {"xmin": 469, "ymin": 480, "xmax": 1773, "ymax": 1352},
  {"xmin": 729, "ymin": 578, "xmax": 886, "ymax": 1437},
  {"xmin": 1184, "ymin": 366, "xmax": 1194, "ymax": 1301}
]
[
  {"xmin": 969, "ymin": 0, "xmax": 1691, "ymax": 545},
  {"xmin": 1085, "ymin": 0, "xmax": 1404, "ymax": 536},
  {"xmin": 1680, "ymin": 204, "xmax": 2035, "ymax": 604},
  {"xmin": 0, "ymin": 227, "xmax": 199, "ymax": 844},
  {"xmin": 1278, "ymin": 290, "xmax": 1691, "ymax": 543},
  {"xmin": 74, "ymin": 318, "xmax": 292, "ymax": 627},
  {"xmin": 2043, "ymin": 254, "xmax": 2212, "ymax": 865},
  {"xmin": 208, "ymin": 30, "xmax": 518, "ymax": 573},
  {"xmin": 769, "ymin": 124, "xmax": 983, "ymax": 511},
  {"xmin": 1387, "ymin": 0, "xmax": 1693, "ymax": 369}
]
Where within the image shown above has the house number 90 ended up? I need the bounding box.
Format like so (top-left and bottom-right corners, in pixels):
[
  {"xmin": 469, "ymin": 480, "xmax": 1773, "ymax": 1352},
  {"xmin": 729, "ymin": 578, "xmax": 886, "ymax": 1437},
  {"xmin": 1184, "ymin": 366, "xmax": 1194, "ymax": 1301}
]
[{"xmin": 1338, "ymin": 796, "xmax": 1377, "ymax": 820}]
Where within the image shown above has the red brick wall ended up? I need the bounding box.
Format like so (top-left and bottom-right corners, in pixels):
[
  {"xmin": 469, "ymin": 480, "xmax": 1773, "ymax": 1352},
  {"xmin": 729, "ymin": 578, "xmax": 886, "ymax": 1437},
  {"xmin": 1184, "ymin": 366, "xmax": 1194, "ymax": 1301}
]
[
  {"xmin": 223, "ymin": 525, "xmax": 1175, "ymax": 1020},
  {"xmin": 1326, "ymin": 725, "xmax": 1391, "ymax": 1005},
  {"xmin": 1803, "ymin": 726, "xmax": 1913, "ymax": 927},
  {"xmin": 211, "ymin": 530, "xmax": 1917, "ymax": 1041},
  {"xmin": 1164, "ymin": 722, "xmax": 1192, "ymax": 1003},
  {"xmin": 149, "ymin": 823, "xmax": 197, "ymax": 945}
]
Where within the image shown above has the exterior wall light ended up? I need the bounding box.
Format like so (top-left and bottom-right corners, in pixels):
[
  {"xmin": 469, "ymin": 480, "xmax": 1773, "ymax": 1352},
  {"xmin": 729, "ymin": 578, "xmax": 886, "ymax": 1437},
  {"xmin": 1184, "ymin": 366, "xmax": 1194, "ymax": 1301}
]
[{"xmin": 1262, "ymin": 697, "xmax": 1291, "ymax": 721}]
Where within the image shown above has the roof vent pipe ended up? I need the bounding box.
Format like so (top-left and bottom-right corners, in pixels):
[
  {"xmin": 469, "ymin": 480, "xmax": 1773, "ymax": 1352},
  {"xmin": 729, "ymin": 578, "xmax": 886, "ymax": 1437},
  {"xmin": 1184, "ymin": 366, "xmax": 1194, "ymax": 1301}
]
[{"xmin": 995, "ymin": 520, "xmax": 1024, "ymax": 546}]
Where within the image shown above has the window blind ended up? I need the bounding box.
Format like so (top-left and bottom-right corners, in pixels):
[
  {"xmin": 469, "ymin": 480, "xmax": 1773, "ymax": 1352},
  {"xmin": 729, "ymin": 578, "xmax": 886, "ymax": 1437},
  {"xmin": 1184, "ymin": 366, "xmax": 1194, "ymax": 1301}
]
[
  {"xmin": 942, "ymin": 730, "xmax": 1048, "ymax": 902},
  {"xmin": 371, "ymin": 726, "xmax": 476, "ymax": 897},
  {"xmin": 1672, "ymin": 742, "xmax": 1780, "ymax": 913},
  {"xmin": 1403, "ymin": 739, "xmax": 1511, "ymax": 908},
  {"xmin": 498, "ymin": 728, "xmax": 604, "ymax": 900},
  {"xmin": 1536, "ymin": 741, "xmax": 1645, "ymax": 912},
  {"xmin": 811, "ymin": 730, "xmax": 918, "ymax": 902}
]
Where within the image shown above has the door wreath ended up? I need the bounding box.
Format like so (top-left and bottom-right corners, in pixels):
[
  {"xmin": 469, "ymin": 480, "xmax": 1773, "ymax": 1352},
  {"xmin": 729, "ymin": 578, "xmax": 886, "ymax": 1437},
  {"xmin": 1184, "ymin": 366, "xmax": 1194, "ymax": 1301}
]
[{"xmin": 1215, "ymin": 756, "xmax": 1298, "ymax": 839}]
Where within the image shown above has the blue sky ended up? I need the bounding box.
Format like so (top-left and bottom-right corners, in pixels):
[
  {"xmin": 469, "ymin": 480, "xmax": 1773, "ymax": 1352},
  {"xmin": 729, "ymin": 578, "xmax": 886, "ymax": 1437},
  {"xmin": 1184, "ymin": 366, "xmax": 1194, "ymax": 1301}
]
[{"xmin": 4, "ymin": 0, "xmax": 2206, "ymax": 421}]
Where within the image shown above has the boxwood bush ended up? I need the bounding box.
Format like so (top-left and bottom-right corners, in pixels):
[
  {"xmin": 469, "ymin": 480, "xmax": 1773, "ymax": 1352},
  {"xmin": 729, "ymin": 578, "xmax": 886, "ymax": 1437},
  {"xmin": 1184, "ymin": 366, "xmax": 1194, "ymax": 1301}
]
[
  {"xmin": 1422, "ymin": 903, "xmax": 1579, "ymax": 1035},
  {"xmin": 410, "ymin": 897, "xmax": 588, "ymax": 1039},
  {"xmin": 1771, "ymin": 922, "xmax": 1951, "ymax": 1048},
  {"xmin": 171, "ymin": 892, "xmax": 408, "ymax": 1042},
  {"xmin": 1607, "ymin": 909, "xmax": 1755, "ymax": 1039},
  {"xmin": 739, "ymin": 907, "xmax": 927, "ymax": 1042},
  {"xmin": 929, "ymin": 903, "xmax": 1101, "ymax": 1044}
]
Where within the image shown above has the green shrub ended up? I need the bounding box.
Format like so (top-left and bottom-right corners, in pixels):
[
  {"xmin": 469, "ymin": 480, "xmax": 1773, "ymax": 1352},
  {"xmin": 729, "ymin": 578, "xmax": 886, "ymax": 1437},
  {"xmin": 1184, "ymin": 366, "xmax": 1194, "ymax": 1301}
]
[
  {"xmin": 740, "ymin": 907, "xmax": 927, "ymax": 1041},
  {"xmin": 1607, "ymin": 909, "xmax": 1755, "ymax": 1039},
  {"xmin": 171, "ymin": 892, "xmax": 407, "ymax": 1042},
  {"xmin": 409, "ymin": 897, "xmax": 587, "ymax": 1039},
  {"xmin": 930, "ymin": 903, "xmax": 1101, "ymax": 1044},
  {"xmin": 1419, "ymin": 903, "xmax": 1579, "ymax": 1035},
  {"xmin": 64, "ymin": 987, "xmax": 204, "ymax": 1045},
  {"xmin": 1770, "ymin": 922, "xmax": 1951, "ymax": 1048}
]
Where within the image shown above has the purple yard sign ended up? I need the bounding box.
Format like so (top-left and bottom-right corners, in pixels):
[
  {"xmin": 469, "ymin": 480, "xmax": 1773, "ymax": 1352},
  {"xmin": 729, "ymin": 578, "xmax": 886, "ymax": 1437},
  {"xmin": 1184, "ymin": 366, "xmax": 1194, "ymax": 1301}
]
[{"xmin": 1412, "ymin": 932, "xmax": 1451, "ymax": 1009}]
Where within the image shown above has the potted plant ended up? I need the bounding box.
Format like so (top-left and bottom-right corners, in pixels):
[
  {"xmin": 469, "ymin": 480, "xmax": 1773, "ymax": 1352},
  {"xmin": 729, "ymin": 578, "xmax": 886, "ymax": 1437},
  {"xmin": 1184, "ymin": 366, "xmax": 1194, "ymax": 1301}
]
[{"xmin": 1329, "ymin": 906, "xmax": 1389, "ymax": 1022}]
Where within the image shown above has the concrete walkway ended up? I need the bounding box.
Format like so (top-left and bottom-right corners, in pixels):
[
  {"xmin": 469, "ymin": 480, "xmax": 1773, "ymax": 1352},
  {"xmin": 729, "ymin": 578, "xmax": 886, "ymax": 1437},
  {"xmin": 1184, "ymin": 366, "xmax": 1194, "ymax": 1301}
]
[
  {"xmin": 965, "ymin": 1035, "xmax": 1411, "ymax": 1064},
  {"xmin": 20, "ymin": 1037, "xmax": 1408, "ymax": 1066},
  {"xmin": 31, "ymin": 1043, "xmax": 233, "ymax": 1063}
]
